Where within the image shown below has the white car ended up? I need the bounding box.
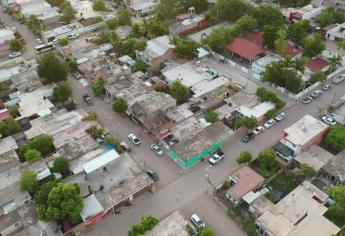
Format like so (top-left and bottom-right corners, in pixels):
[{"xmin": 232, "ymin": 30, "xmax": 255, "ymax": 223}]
[
  {"xmin": 8, "ymin": 51, "xmax": 21, "ymax": 58},
  {"xmin": 208, "ymin": 150, "xmax": 225, "ymax": 165},
  {"xmin": 128, "ymin": 133, "xmax": 140, "ymax": 145},
  {"xmin": 275, "ymin": 112, "xmax": 286, "ymax": 122},
  {"xmin": 264, "ymin": 119, "xmax": 276, "ymax": 129},
  {"xmin": 67, "ymin": 33, "xmax": 79, "ymax": 40},
  {"xmin": 52, "ymin": 38, "xmax": 58, "ymax": 45},
  {"xmin": 253, "ymin": 126, "xmax": 265, "ymax": 135},
  {"xmin": 190, "ymin": 214, "xmax": 205, "ymax": 228},
  {"xmin": 321, "ymin": 116, "xmax": 336, "ymax": 126},
  {"xmin": 36, "ymin": 38, "xmax": 43, "ymax": 44},
  {"xmin": 151, "ymin": 144, "xmax": 163, "ymax": 155}
]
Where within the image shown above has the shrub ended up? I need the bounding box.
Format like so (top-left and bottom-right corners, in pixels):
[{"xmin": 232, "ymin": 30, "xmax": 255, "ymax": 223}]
[
  {"xmin": 205, "ymin": 111, "xmax": 219, "ymax": 123},
  {"xmin": 237, "ymin": 151, "xmax": 252, "ymax": 164},
  {"xmin": 82, "ymin": 112, "xmax": 98, "ymax": 121},
  {"xmin": 52, "ymin": 156, "xmax": 70, "ymax": 174},
  {"xmin": 27, "ymin": 134, "xmax": 55, "ymax": 156},
  {"xmin": 24, "ymin": 149, "xmax": 42, "ymax": 163}
]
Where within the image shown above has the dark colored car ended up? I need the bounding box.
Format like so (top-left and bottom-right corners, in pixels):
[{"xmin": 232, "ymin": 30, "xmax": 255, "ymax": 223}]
[
  {"xmin": 147, "ymin": 170, "xmax": 159, "ymax": 181},
  {"xmin": 242, "ymin": 132, "xmax": 255, "ymax": 143},
  {"xmin": 83, "ymin": 94, "xmax": 93, "ymax": 105}
]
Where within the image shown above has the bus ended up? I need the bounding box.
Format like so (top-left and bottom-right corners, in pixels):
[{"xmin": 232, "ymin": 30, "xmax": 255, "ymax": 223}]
[{"xmin": 34, "ymin": 43, "xmax": 55, "ymax": 54}]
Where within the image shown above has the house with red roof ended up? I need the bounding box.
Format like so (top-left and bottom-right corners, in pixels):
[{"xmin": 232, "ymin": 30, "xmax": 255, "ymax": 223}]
[
  {"xmin": 305, "ymin": 58, "xmax": 329, "ymax": 72},
  {"xmin": 226, "ymin": 32, "xmax": 266, "ymax": 64},
  {"xmin": 0, "ymin": 109, "xmax": 11, "ymax": 122},
  {"xmin": 285, "ymin": 44, "xmax": 302, "ymax": 58}
]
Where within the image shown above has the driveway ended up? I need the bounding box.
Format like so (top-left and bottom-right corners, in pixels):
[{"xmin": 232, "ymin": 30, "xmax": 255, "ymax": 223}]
[{"xmin": 0, "ymin": 10, "xmax": 36, "ymax": 60}]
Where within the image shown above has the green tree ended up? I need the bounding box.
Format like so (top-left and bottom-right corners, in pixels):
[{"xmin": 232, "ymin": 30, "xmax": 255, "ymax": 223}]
[
  {"xmin": 337, "ymin": 38, "xmax": 345, "ymax": 50},
  {"xmin": 205, "ymin": 111, "xmax": 219, "ymax": 123},
  {"xmin": 130, "ymin": 23, "xmax": 141, "ymax": 38},
  {"xmin": 258, "ymin": 149, "xmax": 278, "ymax": 177},
  {"xmin": 26, "ymin": 15, "xmax": 43, "ymax": 37},
  {"xmin": 298, "ymin": 164, "xmax": 316, "ymax": 179},
  {"xmin": 204, "ymin": 27, "xmax": 233, "ymax": 53},
  {"xmin": 19, "ymin": 170, "xmax": 38, "ymax": 193},
  {"xmin": 170, "ymin": 81, "xmax": 189, "ymax": 103},
  {"xmin": 117, "ymin": 8, "xmax": 132, "ymax": 26},
  {"xmin": 265, "ymin": 109, "xmax": 277, "ymax": 119},
  {"xmin": 0, "ymin": 117, "xmax": 21, "ymax": 137},
  {"xmin": 58, "ymin": 37, "xmax": 68, "ymax": 46},
  {"xmin": 52, "ymin": 156, "xmax": 70, "ymax": 174},
  {"xmin": 328, "ymin": 54, "xmax": 342, "ymax": 73},
  {"xmin": 210, "ymin": 0, "xmax": 255, "ymax": 22},
  {"xmin": 303, "ymin": 33, "xmax": 325, "ymax": 58},
  {"xmin": 82, "ymin": 112, "xmax": 98, "ymax": 121},
  {"xmin": 155, "ymin": 0, "xmax": 183, "ymax": 20},
  {"xmin": 198, "ymin": 227, "xmax": 214, "ymax": 236},
  {"xmin": 37, "ymin": 52, "xmax": 68, "ymax": 82},
  {"xmin": 315, "ymin": 7, "xmax": 345, "ymax": 27},
  {"xmin": 330, "ymin": 185, "xmax": 345, "ymax": 210},
  {"xmin": 263, "ymin": 25, "xmax": 280, "ymax": 49},
  {"xmin": 324, "ymin": 125, "xmax": 345, "ymax": 153},
  {"xmin": 52, "ymin": 83, "xmax": 72, "ymax": 103},
  {"xmin": 274, "ymin": 29, "xmax": 287, "ymax": 57},
  {"xmin": 235, "ymin": 15, "xmax": 258, "ymax": 36},
  {"xmin": 279, "ymin": 0, "xmax": 311, "ymax": 7},
  {"xmin": 132, "ymin": 60, "xmax": 148, "ymax": 73},
  {"xmin": 254, "ymin": 6, "xmax": 285, "ymax": 29},
  {"xmin": 143, "ymin": 18, "xmax": 170, "ymax": 39},
  {"xmin": 309, "ymin": 71, "xmax": 327, "ymax": 84},
  {"xmin": 24, "ymin": 149, "xmax": 42, "ymax": 163},
  {"xmin": 8, "ymin": 105, "xmax": 20, "ymax": 118},
  {"xmin": 112, "ymin": 97, "xmax": 128, "ymax": 113},
  {"xmin": 183, "ymin": 0, "xmax": 209, "ymax": 13},
  {"xmin": 65, "ymin": 58, "xmax": 77, "ymax": 72},
  {"xmin": 40, "ymin": 183, "xmax": 83, "ymax": 224},
  {"xmin": 287, "ymin": 20, "xmax": 312, "ymax": 45},
  {"xmin": 28, "ymin": 134, "xmax": 55, "ymax": 156},
  {"xmin": 174, "ymin": 38, "xmax": 199, "ymax": 59},
  {"xmin": 119, "ymin": 38, "xmax": 146, "ymax": 57},
  {"xmin": 91, "ymin": 79, "xmax": 104, "ymax": 97},
  {"xmin": 106, "ymin": 17, "xmax": 118, "ymax": 30},
  {"xmin": 92, "ymin": 0, "xmax": 106, "ymax": 11},
  {"xmin": 104, "ymin": 136, "xmax": 124, "ymax": 153},
  {"xmin": 243, "ymin": 116, "xmax": 257, "ymax": 130},
  {"xmin": 10, "ymin": 39, "xmax": 23, "ymax": 52},
  {"xmin": 0, "ymin": 83, "xmax": 9, "ymax": 92},
  {"xmin": 60, "ymin": 1, "xmax": 76, "ymax": 23},
  {"xmin": 236, "ymin": 151, "xmax": 252, "ymax": 164}
]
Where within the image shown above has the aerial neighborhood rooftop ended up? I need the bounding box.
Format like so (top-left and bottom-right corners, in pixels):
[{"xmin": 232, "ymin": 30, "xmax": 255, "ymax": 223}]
[{"xmin": 0, "ymin": 0, "xmax": 345, "ymax": 235}]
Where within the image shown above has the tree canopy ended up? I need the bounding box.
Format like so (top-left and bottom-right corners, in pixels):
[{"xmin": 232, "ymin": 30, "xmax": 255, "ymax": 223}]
[
  {"xmin": 58, "ymin": 37, "xmax": 68, "ymax": 46},
  {"xmin": 27, "ymin": 134, "xmax": 55, "ymax": 156},
  {"xmin": 24, "ymin": 149, "xmax": 42, "ymax": 163},
  {"xmin": 52, "ymin": 156, "xmax": 70, "ymax": 174},
  {"xmin": 91, "ymin": 79, "xmax": 104, "ymax": 97},
  {"xmin": 52, "ymin": 83, "xmax": 72, "ymax": 103},
  {"xmin": 60, "ymin": 1, "xmax": 76, "ymax": 23},
  {"xmin": 287, "ymin": 20, "xmax": 312, "ymax": 45},
  {"xmin": 309, "ymin": 71, "xmax": 327, "ymax": 84},
  {"xmin": 303, "ymin": 33, "xmax": 325, "ymax": 58},
  {"xmin": 170, "ymin": 81, "xmax": 189, "ymax": 104},
  {"xmin": 324, "ymin": 125, "xmax": 345, "ymax": 153},
  {"xmin": 315, "ymin": 7, "xmax": 345, "ymax": 27},
  {"xmin": 37, "ymin": 52, "xmax": 68, "ymax": 82},
  {"xmin": 243, "ymin": 116, "xmax": 257, "ymax": 130},
  {"xmin": 258, "ymin": 149, "xmax": 279, "ymax": 177},
  {"xmin": 174, "ymin": 38, "xmax": 199, "ymax": 59},
  {"xmin": 0, "ymin": 117, "xmax": 21, "ymax": 137},
  {"xmin": 10, "ymin": 39, "xmax": 23, "ymax": 52},
  {"xmin": 237, "ymin": 151, "xmax": 252, "ymax": 164},
  {"xmin": 117, "ymin": 8, "xmax": 132, "ymax": 26},
  {"xmin": 92, "ymin": 0, "xmax": 106, "ymax": 11},
  {"xmin": 26, "ymin": 15, "xmax": 43, "ymax": 37},
  {"xmin": 38, "ymin": 183, "xmax": 83, "ymax": 224},
  {"xmin": 205, "ymin": 111, "xmax": 219, "ymax": 123},
  {"xmin": 20, "ymin": 170, "xmax": 38, "ymax": 193},
  {"xmin": 254, "ymin": 6, "xmax": 285, "ymax": 29},
  {"xmin": 112, "ymin": 97, "xmax": 128, "ymax": 113}
]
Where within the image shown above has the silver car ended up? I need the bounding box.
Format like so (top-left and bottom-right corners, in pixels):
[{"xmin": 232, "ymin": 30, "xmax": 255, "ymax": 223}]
[{"xmin": 128, "ymin": 133, "xmax": 140, "ymax": 145}]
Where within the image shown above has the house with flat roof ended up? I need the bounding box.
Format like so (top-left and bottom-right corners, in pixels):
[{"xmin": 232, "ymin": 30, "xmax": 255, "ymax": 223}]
[
  {"xmin": 320, "ymin": 149, "xmax": 345, "ymax": 184},
  {"xmin": 0, "ymin": 136, "xmax": 19, "ymax": 173},
  {"xmin": 25, "ymin": 160, "xmax": 51, "ymax": 181},
  {"xmin": 18, "ymin": 0, "xmax": 60, "ymax": 25},
  {"xmin": 0, "ymin": 28, "xmax": 14, "ymax": 44},
  {"xmin": 148, "ymin": 210, "xmax": 190, "ymax": 236},
  {"xmin": 275, "ymin": 114, "xmax": 328, "ymax": 160},
  {"xmin": 136, "ymin": 35, "xmax": 175, "ymax": 71},
  {"xmin": 226, "ymin": 166, "xmax": 265, "ymax": 205},
  {"xmin": 236, "ymin": 102, "xmax": 275, "ymax": 122},
  {"xmin": 174, "ymin": 11, "xmax": 206, "ymax": 35},
  {"xmin": 256, "ymin": 181, "xmax": 340, "ymax": 236},
  {"xmin": 282, "ymin": 5, "xmax": 322, "ymax": 23},
  {"xmin": 326, "ymin": 22, "xmax": 345, "ymax": 41},
  {"xmin": 294, "ymin": 145, "xmax": 334, "ymax": 172},
  {"xmin": 251, "ymin": 53, "xmax": 284, "ymax": 80},
  {"xmin": 126, "ymin": 0, "xmax": 159, "ymax": 16},
  {"xmin": 162, "ymin": 61, "xmax": 218, "ymax": 88}
]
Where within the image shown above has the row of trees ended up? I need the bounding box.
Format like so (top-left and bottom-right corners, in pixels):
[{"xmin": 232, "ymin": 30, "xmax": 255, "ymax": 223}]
[
  {"xmin": 129, "ymin": 18, "xmax": 170, "ymax": 39},
  {"xmin": 155, "ymin": 0, "xmax": 209, "ymax": 20}
]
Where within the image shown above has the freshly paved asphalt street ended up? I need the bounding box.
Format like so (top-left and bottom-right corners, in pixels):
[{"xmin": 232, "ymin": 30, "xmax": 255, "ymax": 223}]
[{"xmin": 69, "ymin": 63, "xmax": 345, "ymax": 235}]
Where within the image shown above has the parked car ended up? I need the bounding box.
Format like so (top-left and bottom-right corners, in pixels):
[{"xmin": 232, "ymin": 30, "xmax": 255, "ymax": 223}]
[
  {"xmin": 96, "ymin": 133, "xmax": 110, "ymax": 144},
  {"xmin": 52, "ymin": 38, "xmax": 58, "ymax": 45},
  {"xmin": 275, "ymin": 112, "xmax": 286, "ymax": 122},
  {"xmin": 321, "ymin": 116, "xmax": 336, "ymax": 126},
  {"xmin": 208, "ymin": 150, "xmax": 225, "ymax": 165},
  {"xmin": 242, "ymin": 132, "xmax": 255, "ymax": 143},
  {"xmin": 264, "ymin": 119, "xmax": 276, "ymax": 129},
  {"xmin": 190, "ymin": 214, "xmax": 205, "ymax": 228},
  {"xmin": 120, "ymin": 141, "xmax": 131, "ymax": 152},
  {"xmin": 73, "ymin": 72, "xmax": 83, "ymax": 80},
  {"xmin": 253, "ymin": 126, "xmax": 265, "ymax": 135},
  {"xmin": 322, "ymin": 84, "xmax": 332, "ymax": 91},
  {"xmin": 147, "ymin": 170, "xmax": 159, "ymax": 181},
  {"xmin": 332, "ymin": 74, "xmax": 345, "ymax": 84},
  {"xmin": 8, "ymin": 51, "xmax": 21, "ymax": 58},
  {"xmin": 83, "ymin": 94, "xmax": 93, "ymax": 105},
  {"xmin": 36, "ymin": 38, "xmax": 43, "ymax": 44},
  {"xmin": 67, "ymin": 33, "xmax": 79, "ymax": 40},
  {"xmin": 128, "ymin": 133, "xmax": 140, "ymax": 145},
  {"xmin": 151, "ymin": 144, "xmax": 163, "ymax": 156},
  {"xmin": 302, "ymin": 96, "xmax": 313, "ymax": 104},
  {"xmin": 311, "ymin": 90, "xmax": 322, "ymax": 98}
]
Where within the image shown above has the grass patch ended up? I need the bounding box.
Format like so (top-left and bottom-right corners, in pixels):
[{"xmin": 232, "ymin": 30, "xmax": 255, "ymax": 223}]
[{"xmin": 324, "ymin": 207, "xmax": 345, "ymax": 228}]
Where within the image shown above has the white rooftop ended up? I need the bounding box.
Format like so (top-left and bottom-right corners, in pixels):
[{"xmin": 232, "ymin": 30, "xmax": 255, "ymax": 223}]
[
  {"xmin": 237, "ymin": 102, "xmax": 275, "ymax": 119},
  {"xmin": 295, "ymin": 145, "xmax": 334, "ymax": 171},
  {"xmin": 191, "ymin": 75, "xmax": 229, "ymax": 98},
  {"xmin": 0, "ymin": 28, "xmax": 14, "ymax": 44},
  {"xmin": 257, "ymin": 181, "xmax": 340, "ymax": 236},
  {"xmin": 149, "ymin": 210, "xmax": 188, "ymax": 236},
  {"xmin": 130, "ymin": 0, "xmax": 159, "ymax": 11},
  {"xmin": 140, "ymin": 35, "xmax": 175, "ymax": 61},
  {"xmin": 253, "ymin": 53, "xmax": 284, "ymax": 68},
  {"xmin": 0, "ymin": 136, "xmax": 18, "ymax": 156},
  {"xmin": 283, "ymin": 114, "xmax": 328, "ymax": 146},
  {"xmin": 80, "ymin": 194, "xmax": 104, "ymax": 222},
  {"xmin": 163, "ymin": 61, "xmax": 217, "ymax": 88},
  {"xmin": 83, "ymin": 149, "xmax": 120, "ymax": 174}
]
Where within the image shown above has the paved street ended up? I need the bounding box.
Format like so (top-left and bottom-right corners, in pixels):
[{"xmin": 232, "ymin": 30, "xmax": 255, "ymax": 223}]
[{"xmin": 0, "ymin": 10, "xmax": 36, "ymax": 60}]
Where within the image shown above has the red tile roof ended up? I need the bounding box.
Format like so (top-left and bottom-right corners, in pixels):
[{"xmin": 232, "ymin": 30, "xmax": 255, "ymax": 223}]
[
  {"xmin": 245, "ymin": 32, "xmax": 264, "ymax": 47},
  {"xmin": 226, "ymin": 36, "xmax": 266, "ymax": 60},
  {"xmin": 0, "ymin": 109, "xmax": 11, "ymax": 122},
  {"xmin": 305, "ymin": 58, "xmax": 329, "ymax": 72},
  {"xmin": 285, "ymin": 44, "xmax": 302, "ymax": 57}
]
